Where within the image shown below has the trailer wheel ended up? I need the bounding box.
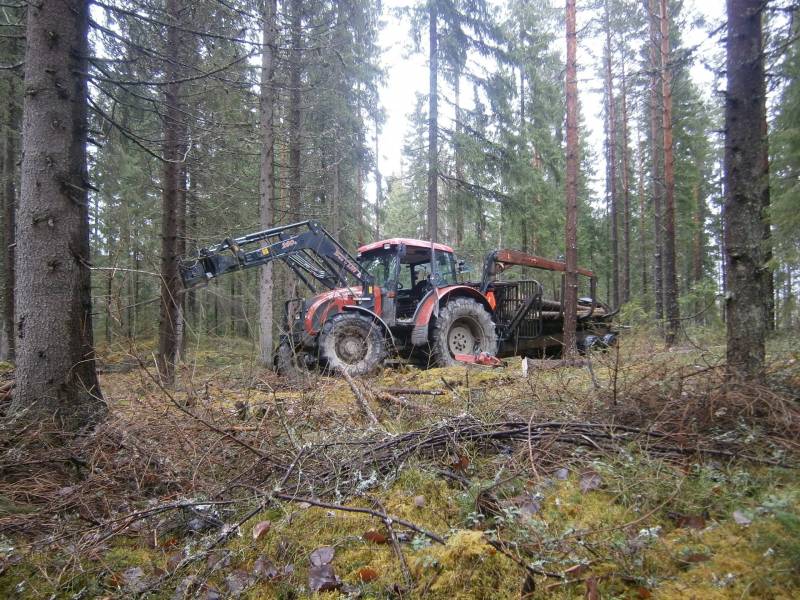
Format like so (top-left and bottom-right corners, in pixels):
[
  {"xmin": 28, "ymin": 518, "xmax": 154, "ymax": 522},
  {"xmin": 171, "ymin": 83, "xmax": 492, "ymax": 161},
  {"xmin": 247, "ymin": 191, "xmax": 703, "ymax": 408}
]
[
  {"xmin": 319, "ymin": 313, "xmax": 386, "ymax": 376},
  {"xmin": 431, "ymin": 297, "xmax": 498, "ymax": 367}
]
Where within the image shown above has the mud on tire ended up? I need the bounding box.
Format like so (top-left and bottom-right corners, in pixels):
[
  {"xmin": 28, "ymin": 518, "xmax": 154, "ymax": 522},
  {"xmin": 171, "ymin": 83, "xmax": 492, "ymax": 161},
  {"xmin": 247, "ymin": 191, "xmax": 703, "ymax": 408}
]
[
  {"xmin": 430, "ymin": 297, "xmax": 498, "ymax": 367},
  {"xmin": 318, "ymin": 312, "xmax": 387, "ymax": 376}
]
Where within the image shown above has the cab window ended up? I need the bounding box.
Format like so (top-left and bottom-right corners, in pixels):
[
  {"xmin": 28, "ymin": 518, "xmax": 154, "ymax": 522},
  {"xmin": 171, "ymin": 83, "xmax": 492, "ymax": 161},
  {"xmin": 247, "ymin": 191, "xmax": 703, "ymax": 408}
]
[{"xmin": 434, "ymin": 251, "xmax": 457, "ymax": 285}]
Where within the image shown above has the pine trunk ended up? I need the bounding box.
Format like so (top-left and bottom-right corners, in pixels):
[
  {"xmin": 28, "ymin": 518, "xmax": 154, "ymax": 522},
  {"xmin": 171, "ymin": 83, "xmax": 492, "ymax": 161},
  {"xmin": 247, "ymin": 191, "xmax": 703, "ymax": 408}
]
[
  {"xmin": 2, "ymin": 65, "xmax": 18, "ymax": 362},
  {"xmin": 648, "ymin": 0, "xmax": 664, "ymax": 320},
  {"xmin": 637, "ymin": 134, "xmax": 648, "ymax": 308},
  {"xmin": 157, "ymin": 0, "xmax": 183, "ymax": 383},
  {"xmin": 258, "ymin": 0, "xmax": 277, "ymax": 366},
  {"xmin": 12, "ymin": 0, "xmax": 104, "ymax": 428},
  {"xmin": 563, "ymin": 0, "xmax": 579, "ymax": 359},
  {"xmin": 427, "ymin": 2, "xmax": 439, "ymax": 243},
  {"xmin": 620, "ymin": 62, "xmax": 632, "ymax": 305},
  {"xmin": 724, "ymin": 0, "xmax": 769, "ymax": 380},
  {"xmin": 288, "ymin": 0, "xmax": 302, "ymax": 220},
  {"xmin": 603, "ymin": 4, "xmax": 619, "ymax": 309},
  {"xmin": 660, "ymin": 0, "xmax": 680, "ymax": 345}
]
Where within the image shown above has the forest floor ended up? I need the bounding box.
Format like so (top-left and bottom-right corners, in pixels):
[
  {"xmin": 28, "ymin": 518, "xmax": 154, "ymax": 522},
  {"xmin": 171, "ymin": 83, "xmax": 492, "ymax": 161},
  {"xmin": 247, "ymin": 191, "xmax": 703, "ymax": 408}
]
[{"xmin": 1, "ymin": 328, "xmax": 799, "ymax": 599}]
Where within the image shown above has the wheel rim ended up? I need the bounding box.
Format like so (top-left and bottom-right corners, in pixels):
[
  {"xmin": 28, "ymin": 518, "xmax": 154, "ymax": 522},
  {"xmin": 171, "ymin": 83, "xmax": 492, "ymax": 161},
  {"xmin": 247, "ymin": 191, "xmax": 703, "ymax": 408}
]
[
  {"xmin": 334, "ymin": 325, "xmax": 369, "ymax": 365},
  {"xmin": 448, "ymin": 318, "xmax": 481, "ymax": 355}
]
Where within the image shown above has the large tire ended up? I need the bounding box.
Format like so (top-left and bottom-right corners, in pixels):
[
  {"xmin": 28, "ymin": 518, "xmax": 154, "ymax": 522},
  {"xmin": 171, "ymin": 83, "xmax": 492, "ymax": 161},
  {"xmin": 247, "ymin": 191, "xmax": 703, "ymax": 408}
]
[
  {"xmin": 430, "ymin": 297, "xmax": 498, "ymax": 367},
  {"xmin": 318, "ymin": 312, "xmax": 387, "ymax": 376}
]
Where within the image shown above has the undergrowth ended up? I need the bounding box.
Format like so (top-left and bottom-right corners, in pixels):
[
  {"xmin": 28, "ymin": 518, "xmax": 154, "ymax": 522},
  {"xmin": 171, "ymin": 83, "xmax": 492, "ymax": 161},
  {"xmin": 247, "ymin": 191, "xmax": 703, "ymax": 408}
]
[{"xmin": 0, "ymin": 328, "xmax": 798, "ymax": 598}]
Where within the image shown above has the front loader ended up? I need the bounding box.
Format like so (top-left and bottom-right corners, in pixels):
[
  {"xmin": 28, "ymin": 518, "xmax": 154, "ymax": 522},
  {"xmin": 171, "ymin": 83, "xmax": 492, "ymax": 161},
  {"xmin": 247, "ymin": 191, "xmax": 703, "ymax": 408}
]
[{"xmin": 179, "ymin": 221, "xmax": 615, "ymax": 375}]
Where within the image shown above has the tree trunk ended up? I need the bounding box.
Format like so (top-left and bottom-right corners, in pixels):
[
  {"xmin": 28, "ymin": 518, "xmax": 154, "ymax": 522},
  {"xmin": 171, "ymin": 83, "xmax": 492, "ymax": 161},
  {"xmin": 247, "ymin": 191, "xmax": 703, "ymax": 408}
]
[
  {"xmin": 454, "ymin": 75, "xmax": 464, "ymax": 247},
  {"xmin": 2, "ymin": 64, "xmax": 18, "ymax": 362},
  {"xmin": 724, "ymin": 0, "xmax": 769, "ymax": 380},
  {"xmin": 637, "ymin": 133, "xmax": 648, "ymax": 308},
  {"xmin": 563, "ymin": 0, "xmax": 579, "ymax": 359},
  {"xmin": 157, "ymin": 0, "xmax": 184, "ymax": 384},
  {"xmin": 660, "ymin": 0, "xmax": 680, "ymax": 345},
  {"xmin": 427, "ymin": 2, "xmax": 439, "ymax": 242},
  {"xmin": 620, "ymin": 61, "xmax": 632, "ymax": 305},
  {"xmin": 603, "ymin": 0, "xmax": 619, "ymax": 310},
  {"xmin": 375, "ymin": 123, "xmax": 382, "ymax": 239},
  {"xmin": 288, "ymin": 0, "xmax": 302, "ymax": 220},
  {"xmin": 648, "ymin": 0, "xmax": 664, "ymax": 321},
  {"xmin": 12, "ymin": 0, "xmax": 104, "ymax": 429},
  {"xmin": 258, "ymin": 0, "xmax": 277, "ymax": 367}
]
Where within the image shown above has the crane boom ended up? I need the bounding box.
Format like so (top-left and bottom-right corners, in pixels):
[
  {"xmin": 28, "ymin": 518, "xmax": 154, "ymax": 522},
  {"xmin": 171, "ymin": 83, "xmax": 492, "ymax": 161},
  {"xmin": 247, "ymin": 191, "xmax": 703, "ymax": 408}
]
[{"xmin": 179, "ymin": 220, "xmax": 373, "ymax": 293}]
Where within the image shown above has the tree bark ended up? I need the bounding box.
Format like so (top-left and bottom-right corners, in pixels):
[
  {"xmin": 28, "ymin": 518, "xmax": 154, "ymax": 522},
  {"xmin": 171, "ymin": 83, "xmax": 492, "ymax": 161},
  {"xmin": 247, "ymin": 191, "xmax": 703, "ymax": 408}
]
[
  {"xmin": 2, "ymin": 62, "xmax": 18, "ymax": 362},
  {"xmin": 603, "ymin": 0, "xmax": 619, "ymax": 310},
  {"xmin": 12, "ymin": 0, "xmax": 104, "ymax": 429},
  {"xmin": 258, "ymin": 0, "xmax": 276, "ymax": 367},
  {"xmin": 427, "ymin": 1, "xmax": 439, "ymax": 243},
  {"xmin": 563, "ymin": 0, "xmax": 579, "ymax": 359},
  {"xmin": 157, "ymin": 0, "xmax": 184, "ymax": 384},
  {"xmin": 288, "ymin": 0, "xmax": 302, "ymax": 219},
  {"xmin": 637, "ymin": 133, "xmax": 648, "ymax": 309},
  {"xmin": 375, "ymin": 122, "xmax": 382, "ymax": 239},
  {"xmin": 648, "ymin": 0, "xmax": 664, "ymax": 321},
  {"xmin": 660, "ymin": 0, "xmax": 680, "ymax": 345},
  {"xmin": 724, "ymin": 0, "xmax": 769, "ymax": 380},
  {"xmin": 454, "ymin": 75, "xmax": 464, "ymax": 247},
  {"xmin": 620, "ymin": 60, "xmax": 632, "ymax": 305}
]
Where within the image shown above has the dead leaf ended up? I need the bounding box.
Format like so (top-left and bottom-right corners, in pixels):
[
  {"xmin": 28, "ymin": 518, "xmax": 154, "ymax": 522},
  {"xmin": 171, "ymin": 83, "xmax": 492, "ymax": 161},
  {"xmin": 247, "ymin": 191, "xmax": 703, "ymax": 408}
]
[
  {"xmin": 252, "ymin": 520, "xmax": 272, "ymax": 541},
  {"xmin": 579, "ymin": 470, "xmax": 603, "ymax": 493},
  {"xmin": 636, "ymin": 587, "xmax": 652, "ymax": 599},
  {"xmin": 253, "ymin": 556, "xmax": 280, "ymax": 580},
  {"xmin": 225, "ymin": 569, "xmax": 252, "ymax": 597},
  {"xmin": 121, "ymin": 566, "xmax": 148, "ymax": 593},
  {"xmin": 363, "ymin": 530, "xmax": 389, "ymax": 544},
  {"xmin": 172, "ymin": 576, "xmax": 197, "ymax": 600},
  {"xmin": 413, "ymin": 495, "xmax": 426, "ymax": 508},
  {"xmin": 206, "ymin": 550, "xmax": 231, "ymax": 570},
  {"xmin": 357, "ymin": 566, "xmax": 379, "ymax": 582},
  {"xmin": 451, "ymin": 454, "xmax": 470, "ymax": 471},
  {"xmin": 519, "ymin": 498, "xmax": 541, "ymax": 517},
  {"xmin": 585, "ymin": 575, "xmax": 599, "ymax": 600},
  {"xmin": 674, "ymin": 514, "xmax": 706, "ymax": 530},
  {"xmin": 309, "ymin": 546, "xmax": 335, "ymax": 566},
  {"xmin": 309, "ymin": 563, "xmax": 341, "ymax": 592},
  {"xmin": 521, "ymin": 572, "xmax": 536, "ymax": 597},
  {"xmin": 681, "ymin": 553, "xmax": 711, "ymax": 564},
  {"xmin": 167, "ymin": 552, "xmax": 184, "ymax": 571},
  {"xmin": 732, "ymin": 510, "xmax": 752, "ymax": 526},
  {"xmin": 202, "ymin": 584, "xmax": 222, "ymax": 600}
]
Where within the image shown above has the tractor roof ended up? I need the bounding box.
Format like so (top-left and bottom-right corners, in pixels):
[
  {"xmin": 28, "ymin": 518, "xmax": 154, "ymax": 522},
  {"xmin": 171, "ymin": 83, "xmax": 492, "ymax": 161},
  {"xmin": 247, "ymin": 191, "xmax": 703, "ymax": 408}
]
[{"xmin": 358, "ymin": 238, "xmax": 454, "ymax": 255}]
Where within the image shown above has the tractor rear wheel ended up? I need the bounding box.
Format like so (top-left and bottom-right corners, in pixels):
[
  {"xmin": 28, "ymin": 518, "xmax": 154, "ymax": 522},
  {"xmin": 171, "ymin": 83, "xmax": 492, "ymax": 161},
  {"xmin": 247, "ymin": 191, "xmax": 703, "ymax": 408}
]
[
  {"xmin": 431, "ymin": 297, "xmax": 498, "ymax": 367},
  {"xmin": 319, "ymin": 312, "xmax": 386, "ymax": 376}
]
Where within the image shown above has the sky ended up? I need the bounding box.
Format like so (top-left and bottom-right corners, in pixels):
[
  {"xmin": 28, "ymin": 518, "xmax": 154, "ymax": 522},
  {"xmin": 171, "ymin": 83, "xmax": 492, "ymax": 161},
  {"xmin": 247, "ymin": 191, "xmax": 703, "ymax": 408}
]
[{"xmin": 375, "ymin": 0, "xmax": 727, "ymax": 198}]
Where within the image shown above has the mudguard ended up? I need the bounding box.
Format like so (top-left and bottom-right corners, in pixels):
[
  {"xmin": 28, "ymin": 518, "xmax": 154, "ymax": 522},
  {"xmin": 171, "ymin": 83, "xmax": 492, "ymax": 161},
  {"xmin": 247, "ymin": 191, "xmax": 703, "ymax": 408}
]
[{"xmin": 410, "ymin": 285, "xmax": 493, "ymax": 346}]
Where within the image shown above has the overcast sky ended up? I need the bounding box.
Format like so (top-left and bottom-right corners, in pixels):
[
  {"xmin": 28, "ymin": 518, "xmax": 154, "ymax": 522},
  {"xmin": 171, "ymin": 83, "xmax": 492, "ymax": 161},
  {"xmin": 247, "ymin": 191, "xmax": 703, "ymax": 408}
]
[{"xmin": 375, "ymin": 0, "xmax": 727, "ymax": 200}]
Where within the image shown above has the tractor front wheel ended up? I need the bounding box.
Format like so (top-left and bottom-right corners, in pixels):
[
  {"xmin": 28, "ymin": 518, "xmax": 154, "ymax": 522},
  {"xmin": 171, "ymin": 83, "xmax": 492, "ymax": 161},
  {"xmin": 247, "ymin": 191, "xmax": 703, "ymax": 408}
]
[
  {"xmin": 431, "ymin": 297, "xmax": 498, "ymax": 367},
  {"xmin": 319, "ymin": 313, "xmax": 387, "ymax": 376}
]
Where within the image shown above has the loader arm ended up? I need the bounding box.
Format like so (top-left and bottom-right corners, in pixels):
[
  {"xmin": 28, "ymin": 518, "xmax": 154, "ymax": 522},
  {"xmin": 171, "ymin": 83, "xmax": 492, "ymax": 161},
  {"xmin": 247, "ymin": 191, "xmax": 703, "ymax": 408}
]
[{"xmin": 179, "ymin": 220, "xmax": 373, "ymax": 293}]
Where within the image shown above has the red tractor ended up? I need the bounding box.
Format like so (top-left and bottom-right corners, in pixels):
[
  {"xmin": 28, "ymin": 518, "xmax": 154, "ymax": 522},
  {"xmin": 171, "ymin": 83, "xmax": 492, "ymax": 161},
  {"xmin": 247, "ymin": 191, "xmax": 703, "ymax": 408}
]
[{"xmin": 180, "ymin": 220, "xmax": 615, "ymax": 375}]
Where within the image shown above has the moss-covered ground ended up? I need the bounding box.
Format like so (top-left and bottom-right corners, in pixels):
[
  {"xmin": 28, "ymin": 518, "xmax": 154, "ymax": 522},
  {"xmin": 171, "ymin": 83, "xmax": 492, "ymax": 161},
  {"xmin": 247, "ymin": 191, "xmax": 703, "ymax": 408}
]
[{"xmin": 1, "ymin": 328, "xmax": 798, "ymax": 599}]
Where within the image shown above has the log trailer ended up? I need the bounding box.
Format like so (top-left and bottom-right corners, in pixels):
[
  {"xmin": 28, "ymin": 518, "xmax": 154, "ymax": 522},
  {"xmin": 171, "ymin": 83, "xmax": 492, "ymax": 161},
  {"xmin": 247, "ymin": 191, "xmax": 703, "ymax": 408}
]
[{"xmin": 179, "ymin": 220, "xmax": 616, "ymax": 375}]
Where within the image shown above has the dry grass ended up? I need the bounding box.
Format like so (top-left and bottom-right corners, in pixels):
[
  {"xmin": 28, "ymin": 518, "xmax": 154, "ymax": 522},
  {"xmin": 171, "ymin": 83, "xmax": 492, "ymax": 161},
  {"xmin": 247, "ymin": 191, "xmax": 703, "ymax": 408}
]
[{"xmin": 0, "ymin": 329, "xmax": 798, "ymax": 598}]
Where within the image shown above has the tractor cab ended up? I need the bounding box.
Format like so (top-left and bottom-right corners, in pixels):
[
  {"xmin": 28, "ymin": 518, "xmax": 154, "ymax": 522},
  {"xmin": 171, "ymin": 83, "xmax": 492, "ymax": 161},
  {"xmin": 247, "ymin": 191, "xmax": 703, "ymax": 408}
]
[{"xmin": 357, "ymin": 239, "xmax": 458, "ymax": 324}]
